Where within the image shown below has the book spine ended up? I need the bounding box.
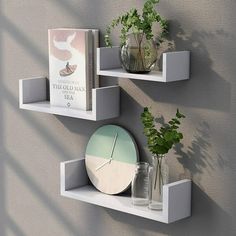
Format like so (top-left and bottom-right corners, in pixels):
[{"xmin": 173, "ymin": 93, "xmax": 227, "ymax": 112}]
[
  {"xmin": 86, "ymin": 30, "xmax": 93, "ymax": 110},
  {"xmin": 48, "ymin": 29, "xmax": 52, "ymax": 103},
  {"xmin": 92, "ymin": 30, "xmax": 99, "ymax": 88}
]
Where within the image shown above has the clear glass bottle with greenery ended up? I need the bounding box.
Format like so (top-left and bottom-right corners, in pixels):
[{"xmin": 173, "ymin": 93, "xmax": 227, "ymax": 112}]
[
  {"xmin": 105, "ymin": 0, "xmax": 168, "ymax": 73},
  {"xmin": 141, "ymin": 107, "xmax": 185, "ymax": 210}
]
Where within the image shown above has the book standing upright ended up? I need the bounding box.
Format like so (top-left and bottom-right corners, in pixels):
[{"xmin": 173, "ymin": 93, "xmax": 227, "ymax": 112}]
[{"xmin": 48, "ymin": 28, "xmax": 93, "ymax": 110}]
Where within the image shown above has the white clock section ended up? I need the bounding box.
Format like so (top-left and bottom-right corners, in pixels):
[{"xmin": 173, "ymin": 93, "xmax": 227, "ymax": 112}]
[{"xmin": 86, "ymin": 155, "xmax": 136, "ymax": 194}]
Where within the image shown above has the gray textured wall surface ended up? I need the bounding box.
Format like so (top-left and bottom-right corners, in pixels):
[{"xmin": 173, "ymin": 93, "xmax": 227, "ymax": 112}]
[{"xmin": 0, "ymin": 0, "xmax": 236, "ymax": 235}]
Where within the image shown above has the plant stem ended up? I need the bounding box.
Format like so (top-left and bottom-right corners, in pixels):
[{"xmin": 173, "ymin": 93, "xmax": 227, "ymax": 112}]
[
  {"xmin": 154, "ymin": 156, "xmax": 163, "ymax": 197},
  {"xmin": 159, "ymin": 158, "xmax": 163, "ymax": 195},
  {"xmin": 137, "ymin": 33, "xmax": 145, "ymax": 71},
  {"xmin": 133, "ymin": 33, "xmax": 145, "ymax": 71}
]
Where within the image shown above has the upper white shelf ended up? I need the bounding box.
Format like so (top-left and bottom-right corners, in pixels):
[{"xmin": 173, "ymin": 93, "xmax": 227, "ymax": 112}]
[
  {"xmin": 60, "ymin": 159, "xmax": 191, "ymax": 223},
  {"xmin": 19, "ymin": 77, "xmax": 120, "ymax": 121},
  {"xmin": 97, "ymin": 47, "xmax": 190, "ymax": 82}
]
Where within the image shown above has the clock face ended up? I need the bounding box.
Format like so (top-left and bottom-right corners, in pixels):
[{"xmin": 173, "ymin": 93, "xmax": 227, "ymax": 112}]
[{"xmin": 85, "ymin": 125, "xmax": 139, "ymax": 195}]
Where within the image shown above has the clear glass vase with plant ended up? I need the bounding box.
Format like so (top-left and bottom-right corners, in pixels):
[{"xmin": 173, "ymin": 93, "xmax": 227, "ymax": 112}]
[
  {"xmin": 141, "ymin": 107, "xmax": 185, "ymax": 210},
  {"xmin": 105, "ymin": 0, "xmax": 168, "ymax": 73}
]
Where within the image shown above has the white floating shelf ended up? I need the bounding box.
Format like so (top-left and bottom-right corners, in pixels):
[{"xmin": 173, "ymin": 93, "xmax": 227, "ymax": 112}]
[
  {"xmin": 19, "ymin": 77, "xmax": 120, "ymax": 121},
  {"xmin": 97, "ymin": 47, "xmax": 190, "ymax": 82},
  {"xmin": 60, "ymin": 159, "xmax": 191, "ymax": 223}
]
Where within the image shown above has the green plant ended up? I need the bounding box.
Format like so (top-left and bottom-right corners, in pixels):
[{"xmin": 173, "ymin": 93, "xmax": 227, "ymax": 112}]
[
  {"xmin": 105, "ymin": 0, "xmax": 168, "ymax": 47},
  {"xmin": 141, "ymin": 107, "xmax": 185, "ymax": 194},
  {"xmin": 141, "ymin": 107, "xmax": 185, "ymax": 156}
]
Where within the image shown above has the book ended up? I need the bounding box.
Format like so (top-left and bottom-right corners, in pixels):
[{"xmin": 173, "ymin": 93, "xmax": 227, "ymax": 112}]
[
  {"xmin": 80, "ymin": 29, "xmax": 100, "ymax": 88},
  {"xmin": 90, "ymin": 29, "xmax": 99, "ymax": 88},
  {"xmin": 48, "ymin": 28, "xmax": 93, "ymax": 110}
]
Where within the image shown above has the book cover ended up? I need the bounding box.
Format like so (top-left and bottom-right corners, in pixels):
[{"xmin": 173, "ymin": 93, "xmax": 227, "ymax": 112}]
[{"xmin": 48, "ymin": 28, "xmax": 92, "ymax": 110}]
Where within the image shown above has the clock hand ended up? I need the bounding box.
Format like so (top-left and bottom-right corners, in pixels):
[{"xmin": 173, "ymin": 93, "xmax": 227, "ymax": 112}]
[
  {"xmin": 95, "ymin": 158, "xmax": 112, "ymax": 171},
  {"xmin": 109, "ymin": 132, "xmax": 118, "ymax": 159},
  {"xmin": 95, "ymin": 132, "xmax": 118, "ymax": 171}
]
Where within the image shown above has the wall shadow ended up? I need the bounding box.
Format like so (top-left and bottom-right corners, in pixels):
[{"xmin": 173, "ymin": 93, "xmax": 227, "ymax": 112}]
[
  {"xmin": 132, "ymin": 21, "xmax": 231, "ymax": 112},
  {"xmin": 2, "ymin": 148, "xmax": 81, "ymax": 235},
  {"xmin": 6, "ymin": 215, "xmax": 27, "ymax": 236},
  {"xmin": 0, "ymin": 7, "xmax": 114, "ymax": 235},
  {"xmin": 105, "ymin": 182, "xmax": 234, "ymax": 236},
  {"xmin": 56, "ymin": 83, "xmax": 154, "ymax": 163},
  {"xmin": 0, "ymin": 0, "xmax": 6, "ymax": 234},
  {"xmin": 55, "ymin": 114, "xmax": 111, "ymax": 137},
  {"xmin": 175, "ymin": 121, "xmax": 212, "ymax": 179},
  {"xmin": 0, "ymin": 159, "xmax": 6, "ymax": 235},
  {"xmin": 114, "ymin": 87, "xmax": 148, "ymax": 161},
  {"xmin": 174, "ymin": 121, "xmax": 227, "ymax": 189},
  {"xmin": 0, "ymin": 14, "xmax": 48, "ymax": 68},
  {"xmin": 50, "ymin": 0, "xmax": 96, "ymax": 27},
  {"xmin": 55, "ymin": 78, "xmax": 144, "ymax": 150},
  {"xmin": 3, "ymin": 84, "xmax": 74, "ymax": 161}
]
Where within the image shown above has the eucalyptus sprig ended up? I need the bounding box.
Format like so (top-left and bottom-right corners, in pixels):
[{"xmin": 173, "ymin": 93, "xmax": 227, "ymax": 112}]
[
  {"xmin": 105, "ymin": 0, "xmax": 168, "ymax": 47},
  {"xmin": 141, "ymin": 107, "xmax": 185, "ymax": 156}
]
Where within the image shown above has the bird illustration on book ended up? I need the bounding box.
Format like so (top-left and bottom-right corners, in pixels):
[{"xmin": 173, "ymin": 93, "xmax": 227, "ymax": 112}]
[
  {"xmin": 50, "ymin": 31, "xmax": 81, "ymax": 78},
  {"xmin": 59, "ymin": 61, "xmax": 77, "ymax": 77}
]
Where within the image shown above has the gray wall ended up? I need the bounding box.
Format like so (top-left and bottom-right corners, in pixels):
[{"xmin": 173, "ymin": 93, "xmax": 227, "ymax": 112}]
[{"xmin": 0, "ymin": 0, "xmax": 236, "ymax": 235}]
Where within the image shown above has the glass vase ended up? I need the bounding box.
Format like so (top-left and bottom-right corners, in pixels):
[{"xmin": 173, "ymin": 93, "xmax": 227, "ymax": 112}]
[
  {"xmin": 131, "ymin": 162, "xmax": 149, "ymax": 206},
  {"xmin": 148, "ymin": 155, "xmax": 169, "ymax": 210},
  {"xmin": 120, "ymin": 33, "xmax": 158, "ymax": 74}
]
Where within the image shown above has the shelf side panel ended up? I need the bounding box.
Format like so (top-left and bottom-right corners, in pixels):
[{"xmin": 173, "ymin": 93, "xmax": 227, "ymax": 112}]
[
  {"xmin": 60, "ymin": 159, "xmax": 89, "ymax": 193},
  {"xmin": 93, "ymin": 86, "xmax": 120, "ymax": 120},
  {"xmin": 163, "ymin": 51, "xmax": 190, "ymax": 82},
  {"xmin": 19, "ymin": 77, "xmax": 47, "ymax": 105},
  {"xmin": 97, "ymin": 46, "xmax": 121, "ymax": 71},
  {"xmin": 163, "ymin": 179, "xmax": 191, "ymax": 223}
]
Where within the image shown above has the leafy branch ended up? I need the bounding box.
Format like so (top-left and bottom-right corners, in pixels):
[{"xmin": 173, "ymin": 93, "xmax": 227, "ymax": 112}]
[
  {"xmin": 141, "ymin": 107, "xmax": 185, "ymax": 156},
  {"xmin": 105, "ymin": 0, "xmax": 168, "ymax": 47}
]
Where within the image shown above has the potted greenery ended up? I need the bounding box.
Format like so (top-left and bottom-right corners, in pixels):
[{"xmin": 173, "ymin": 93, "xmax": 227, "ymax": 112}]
[
  {"xmin": 105, "ymin": 0, "xmax": 168, "ymax": 74},
  {"xmin": 141, "ymin": 107, "xmax": 185, "ymax": 210}
]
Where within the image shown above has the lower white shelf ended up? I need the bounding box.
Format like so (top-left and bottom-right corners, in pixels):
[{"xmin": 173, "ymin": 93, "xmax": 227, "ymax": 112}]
[
  {"xmin": 19, "ymin": 77, "xmax": 120, "ymax": 121},
  {"xmin": 60, "ymin": 159, "xmax": 191, "ymax": 223}
]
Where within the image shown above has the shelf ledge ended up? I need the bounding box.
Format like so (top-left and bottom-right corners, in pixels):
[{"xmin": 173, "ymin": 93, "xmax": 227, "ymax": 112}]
[
  {"xmin": 60, "ymin": 159, "xmax": 191, "ymax": 223},
  {"xmin": 97, "ymin": 47, "xmax": 190, "ymax": 82},
  {"xmin": 19, "ymin": 77, "xmax": 120, "ymax": 121}
]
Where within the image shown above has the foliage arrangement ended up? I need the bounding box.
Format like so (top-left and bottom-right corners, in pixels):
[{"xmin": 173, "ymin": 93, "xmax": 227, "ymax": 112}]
[
  {"xmin": 105, "ymin": 0, "xmax": 168, "ymax": 47},
  {"xmin": 141, "ymin": 107, "xmax": 185, "ymax": 190},
  {"xmin": 141, "ymin": 107, "xmax": 185, "ymax": 157}
]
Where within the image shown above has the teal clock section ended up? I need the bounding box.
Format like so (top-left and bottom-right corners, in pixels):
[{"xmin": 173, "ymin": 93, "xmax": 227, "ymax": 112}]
[{"xmin": 86, "ymin": 125, "xmax": 138, "ymax": 164}]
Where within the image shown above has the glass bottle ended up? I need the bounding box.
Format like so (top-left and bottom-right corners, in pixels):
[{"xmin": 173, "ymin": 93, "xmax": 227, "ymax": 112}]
[
  {"xmin": 148, "ymin": 155, "xmax": 169, "ymax": 210},
  {"xmin": 131, "ymin": 162, "xmax": 149, "ymax": 206},
  {"xmin": 120, "ymin": 32, "xmax": 158, "ymax": 74}
]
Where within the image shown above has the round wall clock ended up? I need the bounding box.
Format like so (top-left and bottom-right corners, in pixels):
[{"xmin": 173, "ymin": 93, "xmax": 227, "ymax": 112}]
[{"xmin": 85, "ymin": 125, "xmax": 139, "ymax": 195}]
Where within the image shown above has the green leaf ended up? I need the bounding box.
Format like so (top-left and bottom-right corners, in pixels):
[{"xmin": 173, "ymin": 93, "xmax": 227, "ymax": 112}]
[
  {"xmin": 176, "ymin": 109, "xmax": 185, "ymax": 119},
  {"xmin": 172, "ymin": 118, "xmax": 181, "ymax": 125},
  {"xmin": 141, "ymin": 107, "xmax": 185, "ymax": 156},
  {"xmin": 156, "ymin": 137, "xmax": 164, "ymax": 145},
  {"xmin": 163, "ymin": 132, "xmax": 171, "ymax": 141},
  {"xmin": 171, "ymin": 125, "xmax": 179, "ymax": 129},
  {"xmin": 104, "ymin": 0, "xmax": 168, "ymax": 47},
  {"xmin": 177, "ymin": 133, "xmax": 183, "ymax": 139}
]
